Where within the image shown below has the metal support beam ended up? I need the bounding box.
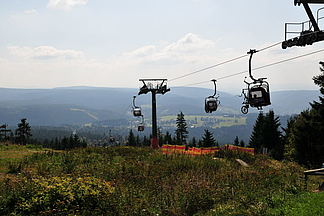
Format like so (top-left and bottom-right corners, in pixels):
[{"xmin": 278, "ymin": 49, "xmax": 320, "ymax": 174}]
[
  {"xmin": 138, "ymin": 79, "xmax": 170, "ymax": 149},
  {"xmin": 151, "ymin": 90, "xmax": 158, "ymax": 149},
  {"xmin": 295, "ymin": 0, "xmax": 324, "ymax": 5},
  {"xmin": 303, "ymin": 3, "xmax": 321, "ymax": 31},
  {"xmin": 282, "ymin": 0, "xmax": 324, "ymax": 49}
]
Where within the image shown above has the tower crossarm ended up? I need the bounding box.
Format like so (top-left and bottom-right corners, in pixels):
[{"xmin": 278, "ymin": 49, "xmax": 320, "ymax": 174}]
[{"xmin": 295, "ymin": 0, "xmax": 324, "ymax": 5}]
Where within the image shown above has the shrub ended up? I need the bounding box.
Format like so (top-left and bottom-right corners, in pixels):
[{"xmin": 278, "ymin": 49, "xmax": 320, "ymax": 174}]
[
  {"xmin": 2, "ymin": 176, "xmax": 115, "ymax": 215},
  {"xmin": 215, "ymin": 148, "xmax": 257, "ymax": 164},
  {"xmin": 7, "ymin": 161, "xmax": 24, "ymax": 174}
]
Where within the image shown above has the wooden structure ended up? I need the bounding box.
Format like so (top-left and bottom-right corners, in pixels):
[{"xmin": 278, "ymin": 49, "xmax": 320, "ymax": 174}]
[{"xmin": 304, "ymin": 167, "xmax": 324, "ymax": 189}]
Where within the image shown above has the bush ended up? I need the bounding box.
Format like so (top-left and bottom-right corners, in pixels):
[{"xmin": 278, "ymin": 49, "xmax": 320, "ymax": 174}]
[
  {"xmin": 7, "ymin": 161, "xmax": 24, "ymax": 174},
  {"xmin": 215, "ymin": 148, "xmax": 257, "ymax": 164},
  {"xmin": 1, "ymin": 176, "xmax": 115, "ymax": 215}
]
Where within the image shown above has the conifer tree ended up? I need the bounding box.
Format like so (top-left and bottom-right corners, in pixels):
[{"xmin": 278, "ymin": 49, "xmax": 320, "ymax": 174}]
[
  {"xmin": 197, "ymin": 140, "xmax": 202, "ymax": 148},
  {"xmin": 190, "ymin": 137, "xmax": 197, "ymax": 147},
  {"xmin": 15, "ymin": 118, "xmax": 32, "ymax": 145},
  {"xmin": 201, "ymin": 129, "xmax": 217, "ymax": 147},
  {"xmin": 143, "ymin": 136, "xmax": 150, "ymax": 146},
  {"xmin": 127, "ymin": 130, "xmax": 136, "ymax": 146},
  {"xmin": 136, "ymin": 135, "xmax": 140, "ymax": 146},
  {"xmin": 284, "ymin": 62, "xmax": 324, "ymax": 167},
  {"xmin": 240, "ymin": 140, "xmax": 245, "ymax": 147},
  {"xmin": 249, "ymin": 113, "xmax": 265, "ymax": 152},
  {"xmin": 175, "ymin": 112, "xmax": 188, "ymax": 145},
  {"xmin": 249, "ymin": 111, "xmax": 282, "ymax": 159},
  {"xmin": 263, "ymin": 110, "xmax": 283, "ymax": 160},
  {"xmin": 283, "ymin": 116, "xmax": 298, "ymax": 161},
  {"xmin": 233, "ymin": 136, "xmax": 239, "ymax": 146},
  {"xmin": 164, "ymin": 131, "xmax": 173, "ymax": 144}
]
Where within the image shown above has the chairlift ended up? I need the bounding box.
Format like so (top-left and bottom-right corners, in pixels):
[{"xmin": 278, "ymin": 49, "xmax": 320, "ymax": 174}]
[
  {"xmin": 241, "ymin": 50, "xmax": 271, "ymax": 114},
  {"xmin": 205, "ymin": 79, "xmax": 220, "ymax": 113},
  {"xmin": 138, "ymin": 115, "xmax": 145, "ymax": 132},
  {"xmin": 132, "ymin": 96, "xmax": 142, "ymax": 117},
  {"xmin": 109, "ymin": 136, "xmax": 115, "ymax": 143}
]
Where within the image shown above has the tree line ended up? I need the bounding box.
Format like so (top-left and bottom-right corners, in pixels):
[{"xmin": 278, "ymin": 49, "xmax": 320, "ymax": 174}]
[
  {"xmin": 249, "ymin": 62, "xmax": 324, "ymax": 168},
  {"xmin": 0, "ymin": 118, "xmax": 32, "ymax": 145}
]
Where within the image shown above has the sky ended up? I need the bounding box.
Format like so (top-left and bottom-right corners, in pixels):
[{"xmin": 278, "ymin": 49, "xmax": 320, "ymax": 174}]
[{"xmin": 1, "ymin": 0, "xmax": 324, "ymax": 93}]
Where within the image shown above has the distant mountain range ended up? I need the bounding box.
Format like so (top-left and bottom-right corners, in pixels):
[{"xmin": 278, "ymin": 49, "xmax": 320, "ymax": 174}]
[{"xmin": 0, "ymin": 86, "xmax": 319, "ymax": 126}]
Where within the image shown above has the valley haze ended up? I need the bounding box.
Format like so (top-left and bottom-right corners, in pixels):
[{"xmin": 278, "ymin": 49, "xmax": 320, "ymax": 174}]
[{"xmin": 0, "ymin": 86, "xmax": 318, "ymax": 126}]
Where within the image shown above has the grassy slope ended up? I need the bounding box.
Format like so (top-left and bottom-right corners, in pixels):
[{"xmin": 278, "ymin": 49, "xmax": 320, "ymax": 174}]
[
  {"xmin": 0, "ymin": 144, "xmax": 45, "ymax": 174},
  {"xmin": 0, "ymin": 145, "xmax": 323, "ymax": 215},
  {"xmin": 268, "ymin": 192, "xmax": 324, "ymax": 216}
]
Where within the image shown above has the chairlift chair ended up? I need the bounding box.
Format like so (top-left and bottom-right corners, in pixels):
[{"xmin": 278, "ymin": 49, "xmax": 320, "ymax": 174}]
[
  {"xmin": 241, "ymin": 50, "xmax": 271, "ymax": 114},
  {"xmin": 205, "ymin": 79, "xmax": 220, "ymax": 113},
  {"xmin": 138, "ymin": 115, "xmax": 145, "ymax": 132},
  {"xmin": 132, "ymin": 96, "xmax": 142, "ymax": 117},
  {"xmin": 248, "ymin": 81, "xmax": 271, "ymax": 108},
  {"xmin": 109, "ymin": 136, "xmax": 115, "ymax": 143},
  {"xmin": 133, "ymin": 107, "xmax": 142, "ymax": 117},
  {"xmin": 138, "ymin": 125, "xmax": 145, "ymax": 132}
]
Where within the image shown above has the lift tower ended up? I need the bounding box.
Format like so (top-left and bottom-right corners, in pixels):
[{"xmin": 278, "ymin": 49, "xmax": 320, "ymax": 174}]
[
  {"xmin": 282, "ymin": 0, "xmax": 324, "ymax": 49},
  {"xmin": 138, "ymin": 79, "xmax": 170, "ymax": 149}
]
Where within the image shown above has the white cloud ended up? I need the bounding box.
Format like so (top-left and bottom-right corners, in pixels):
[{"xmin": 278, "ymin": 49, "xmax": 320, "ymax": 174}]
[
  {"xmin": 23, "ymin": 9, "xmax": 38, "ymax": 15},
  {"xmin": 125, "ymin": 45, "xmax": 157, "ymax": 57},
  {"xmin": 163, "ymin": 33, "xmax": 215, "ymax": 53},
  {"xmin": 47, "ymin": 0, "xmax": 88, "ymax": 10},
  {"xmin": 1, "ymin": 34, "xmax": 323, "ymax": 91},
  {"xmin": 8, "ymin": 46, "xmax": 84, "ymax": 60},
  {"xmin": 125, "ymin": 33, "xmax": 217, "ymax": 65}
]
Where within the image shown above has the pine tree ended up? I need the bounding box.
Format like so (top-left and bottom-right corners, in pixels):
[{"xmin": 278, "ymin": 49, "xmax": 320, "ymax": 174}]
[
  {"xmin": 201, "ymin": 129, "xmax": 217, "ymax": 147},
  {"xmin": 164, "ymin": 131, "xmax": 172, "ymax": 144},
  {"xmin": 127, "ymin": 130, "xmax": 136, "ymax": 146},
  {"xmin": 15, "ymin": 118, "xmax": 32, "ymax": 145},
  {"xmin": 143, "ymin": 136, "xmax": 150, "ymax": 146},
  {"xmin": 284, "ymin": 62, "xmax": 324, "ymax": 167},
  {"xmin": 283, "ymin": 116, "xmax": 298, "ymax": 161},
  {"xmin": 263, "ymin": 110, "xmax": 283, "ymax": 160},
  {"xmin": 308, "ymin": 61, "xmax": 324, "ymax": 166},
  {"xmin": 197, "ymin": 140, "xmax": 202, "ymax": 148},
  {"xmin": 249, "ymin": 111, "xmax": 282, "ymax": 159},
  {"xmin": 136, "ymin": 135, "xmax": 140, "ymax": 146},
  {"xmin": 175, "ymin": 112, "xmax": 188, "ymax": 145},
  {"xmin": 233, "ymin": 136, "xmax": 239, "ymax": 146},
  {"xmin": 249, "ymin": 113, "xmax": 265, "ymax": 152},
  {"xmin": 240, "ymin": 140, "xmax": 245, "ymax": 147},
  {"xmin": 190, "ymin": 137, "xmax": 197, "ymax": 147}
]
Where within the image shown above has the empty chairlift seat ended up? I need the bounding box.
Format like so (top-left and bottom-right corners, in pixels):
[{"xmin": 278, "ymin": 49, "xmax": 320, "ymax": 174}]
[{"xmin": 248, "ymin": 83, "xmax": 271, "ymax": 108}]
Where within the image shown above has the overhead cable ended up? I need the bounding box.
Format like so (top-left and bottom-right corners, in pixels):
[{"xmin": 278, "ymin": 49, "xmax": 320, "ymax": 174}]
[
  {"xmin": 168, "ymin": 40, "xmax": 283, "ymax": 82},
  {"xmin": 173, "ymin": 47, "xmax": 324, "ymax": 87}
]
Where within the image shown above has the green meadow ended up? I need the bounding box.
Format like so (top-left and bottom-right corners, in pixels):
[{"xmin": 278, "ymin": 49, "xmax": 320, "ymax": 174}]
[{"xmin": 0, "ymin": 144, "xmax": 323, "ymax": 215}]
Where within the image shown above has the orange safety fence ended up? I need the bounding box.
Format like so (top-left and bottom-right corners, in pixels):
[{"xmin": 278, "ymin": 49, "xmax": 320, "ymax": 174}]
[{"xmin": 161, "ymin": 144, "xmax": 255, "ymax": 156}]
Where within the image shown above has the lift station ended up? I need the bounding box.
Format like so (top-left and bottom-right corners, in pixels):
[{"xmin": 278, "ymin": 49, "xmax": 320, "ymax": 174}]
[{"xmin": 282, "ymin": 0, "xmax": 324, "ymax": 49}]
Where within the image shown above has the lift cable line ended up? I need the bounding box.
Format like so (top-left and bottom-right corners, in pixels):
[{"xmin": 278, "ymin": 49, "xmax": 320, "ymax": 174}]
[
  {"xmin": 168, "ymin": 54, "xmax": 248, "ymax": 82},
  {"xmin": 172, "ymin": 47, "xmax": 324, "ymax": 88},
  {"xmin": 168, "ymin": 40, "xmax": 284, "ymax": 83}
]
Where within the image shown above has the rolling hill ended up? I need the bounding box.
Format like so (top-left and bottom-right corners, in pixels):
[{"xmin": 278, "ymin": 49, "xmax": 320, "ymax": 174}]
[{"xmin": 0, "ymin": 86, "xmax": 319, "ymax": 126}]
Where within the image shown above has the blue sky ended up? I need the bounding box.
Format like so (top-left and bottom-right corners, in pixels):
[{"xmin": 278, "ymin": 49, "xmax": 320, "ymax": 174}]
[{"xmin": 0, "ymin": 0, "xmax": 324, "ymax": 92}]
